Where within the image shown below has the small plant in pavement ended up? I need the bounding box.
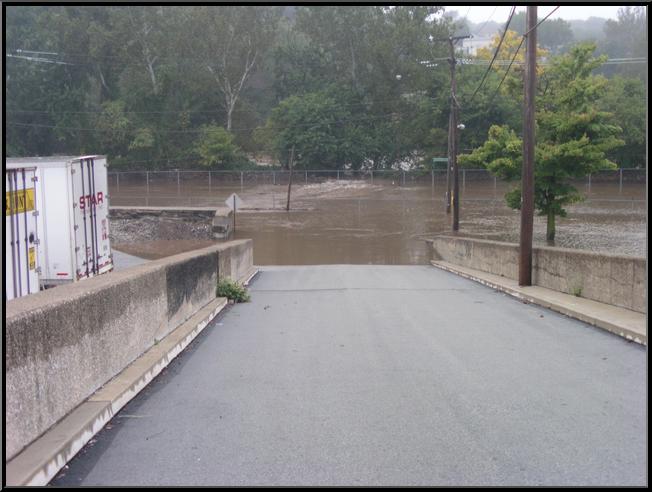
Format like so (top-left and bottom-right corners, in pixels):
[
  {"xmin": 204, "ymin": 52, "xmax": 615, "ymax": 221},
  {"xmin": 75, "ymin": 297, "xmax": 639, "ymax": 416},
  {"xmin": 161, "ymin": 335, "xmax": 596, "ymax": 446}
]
[{"xmin": 217, "ymin": 278, "xmax": 251, "ymax": 303}]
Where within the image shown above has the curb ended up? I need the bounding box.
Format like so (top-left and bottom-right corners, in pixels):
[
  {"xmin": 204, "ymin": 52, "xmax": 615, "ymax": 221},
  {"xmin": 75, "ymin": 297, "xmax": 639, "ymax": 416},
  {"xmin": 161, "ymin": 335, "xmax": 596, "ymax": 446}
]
[
  {"xmin": 431, "ymin": 260, "xmax": 646, "ymax": 346},
  {"xmin": 5, "ymin": 297, "xmax": 229, "ymax": 486},
  {"xmin": 242, "ymin": 267, "xmax": 260, "ymax": 286}
]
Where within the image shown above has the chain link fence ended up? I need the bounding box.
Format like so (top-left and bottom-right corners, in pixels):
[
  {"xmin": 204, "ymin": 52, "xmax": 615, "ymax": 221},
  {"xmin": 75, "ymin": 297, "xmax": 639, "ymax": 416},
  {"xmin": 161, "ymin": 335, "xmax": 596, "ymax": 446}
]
[{"xmin": 107, "ymin": 168, "xmax": 646, "ymax": 208}]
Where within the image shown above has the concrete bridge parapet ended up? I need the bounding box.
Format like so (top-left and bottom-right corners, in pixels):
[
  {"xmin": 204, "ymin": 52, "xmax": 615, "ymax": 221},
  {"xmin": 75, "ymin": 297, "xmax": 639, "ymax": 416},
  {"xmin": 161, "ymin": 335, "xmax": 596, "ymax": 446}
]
[{"xmin": 5, "ymin": 239, "xmax": 254, "ymax": 462}]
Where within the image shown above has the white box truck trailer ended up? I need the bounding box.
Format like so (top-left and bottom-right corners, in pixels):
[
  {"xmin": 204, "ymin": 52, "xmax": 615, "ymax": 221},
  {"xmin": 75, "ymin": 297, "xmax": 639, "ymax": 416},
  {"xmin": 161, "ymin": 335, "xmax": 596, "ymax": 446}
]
[
  {"xmin": 5, "ymin": 166, "xmax": 40, "ymax": 300},
  {"xmin": 6, "ymin": 155, "xmax": 113, "ymax": 287}
]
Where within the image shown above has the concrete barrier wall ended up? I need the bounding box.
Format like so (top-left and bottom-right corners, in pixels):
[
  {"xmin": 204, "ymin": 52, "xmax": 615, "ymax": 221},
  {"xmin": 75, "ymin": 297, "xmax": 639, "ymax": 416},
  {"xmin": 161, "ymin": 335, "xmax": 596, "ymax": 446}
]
[
  {"xmin": 5, "ymin": 239, "xmax": 253, "ymax": 460},
  {"xmin": 427, "ymin": 236, "xmax": 646, "ymax": 313}
]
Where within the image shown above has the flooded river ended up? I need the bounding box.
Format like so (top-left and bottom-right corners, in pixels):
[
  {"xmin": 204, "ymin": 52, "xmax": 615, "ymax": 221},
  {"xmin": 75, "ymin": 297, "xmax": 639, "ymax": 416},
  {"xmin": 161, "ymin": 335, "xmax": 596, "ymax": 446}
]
[{"xmin": 109, "ymin": 176, "xmax": 646, "ymax": 265}]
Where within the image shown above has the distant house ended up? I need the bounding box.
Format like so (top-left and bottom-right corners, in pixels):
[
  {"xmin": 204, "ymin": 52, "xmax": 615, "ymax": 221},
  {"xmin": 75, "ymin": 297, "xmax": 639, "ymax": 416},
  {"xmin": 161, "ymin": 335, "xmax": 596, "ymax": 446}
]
[{"xmin": 461, "ymin": 36, "xmax": 493, "ymax": 56}]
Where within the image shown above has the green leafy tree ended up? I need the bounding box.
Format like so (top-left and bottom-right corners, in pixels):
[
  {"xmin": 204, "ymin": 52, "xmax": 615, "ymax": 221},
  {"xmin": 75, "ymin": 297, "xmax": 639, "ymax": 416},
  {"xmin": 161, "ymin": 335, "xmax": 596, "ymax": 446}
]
[
  {"xmin": 292, "ymin": 6, "xmax": 451, "ymax": 168},
  {"xmin": 92, "ymin": 100, "xmax": 132, "ymax": 162},
  {"xmin": 460, "ymin": 44, "xmax": 624, "ymax": 242},
  {"xmin": 599, "ymin": 6, "xmax": 647, "ymax": 80},
  {"xmin": 510, "ymin": 11, "xmax": 574, "ymax": 54},
  {"xmin": 263, "ymin": 90, "xmax": 349, "ymax": 169},
  {"xmin": 598, "ymin": 76, "xmax": 646, "ymax": 168},
  {"xmin": 194, "ymin": 125, "xmax": 247, "ymax": 169}
]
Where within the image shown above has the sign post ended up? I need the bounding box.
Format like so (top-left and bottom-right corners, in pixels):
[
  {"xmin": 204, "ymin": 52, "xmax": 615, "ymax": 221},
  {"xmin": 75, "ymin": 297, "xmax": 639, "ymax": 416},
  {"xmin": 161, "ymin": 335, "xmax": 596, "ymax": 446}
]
[
  {"xmin": 225, "ymin": 193, "xmax": 244, "ymax": 233},
  {"xmin": 432, "ymin": 157, "xmax": 448, "ymax": 192}
]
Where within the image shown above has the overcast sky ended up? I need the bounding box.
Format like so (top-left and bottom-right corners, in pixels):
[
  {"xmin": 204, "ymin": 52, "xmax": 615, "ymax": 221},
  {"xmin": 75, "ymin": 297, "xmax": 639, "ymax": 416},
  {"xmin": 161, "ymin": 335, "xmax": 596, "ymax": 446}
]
[{"xmin": 447, "ymin": 5, "xmax": 628, "ymax": 23}]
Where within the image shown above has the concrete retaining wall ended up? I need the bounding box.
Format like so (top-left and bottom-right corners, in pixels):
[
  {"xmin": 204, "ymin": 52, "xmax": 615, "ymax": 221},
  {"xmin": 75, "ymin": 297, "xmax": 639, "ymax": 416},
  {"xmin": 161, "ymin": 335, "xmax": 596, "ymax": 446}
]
[
  {"xmin": 427, "ymin": 236, "xmax": 646, "ymax": 313},
  {"xmin": 5, "ymin": 239, "xmax": 253, "ymax": 461}
]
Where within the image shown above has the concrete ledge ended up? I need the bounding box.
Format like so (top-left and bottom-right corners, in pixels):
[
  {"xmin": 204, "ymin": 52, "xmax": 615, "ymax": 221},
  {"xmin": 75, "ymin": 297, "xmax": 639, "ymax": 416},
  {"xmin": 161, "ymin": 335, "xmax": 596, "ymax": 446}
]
[
  {"xmin": 5, "ymin": 297, "xmax": 228, "ymax": 486},
  {"xmin": 431, "ymin": 260, "xmax": 646, "ymax": 345},
  {"xmin": 109, "ymin": 205, "xmax": 219, "ymax": 214},
  {"xmin": 426, "ymin": 236, "xmax": 646, "ymax": 313},
  {"xmin": 240, "ymin": 266, "xmax": 260, "ymax": 286}
]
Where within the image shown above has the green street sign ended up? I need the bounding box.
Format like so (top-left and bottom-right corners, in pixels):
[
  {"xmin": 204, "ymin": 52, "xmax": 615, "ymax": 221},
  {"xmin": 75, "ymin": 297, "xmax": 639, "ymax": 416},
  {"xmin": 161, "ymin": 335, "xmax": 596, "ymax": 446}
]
[{"xmin": 431, "ymin": 157, "xmax": 448, "ymax": 170}]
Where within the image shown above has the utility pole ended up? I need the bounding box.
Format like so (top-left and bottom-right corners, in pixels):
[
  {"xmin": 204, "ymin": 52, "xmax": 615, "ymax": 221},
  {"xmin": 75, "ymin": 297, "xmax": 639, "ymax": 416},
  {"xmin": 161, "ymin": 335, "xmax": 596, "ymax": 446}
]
[
  {"xmin": 443, "ymin": 35, "xmax": 471, "ymax": 229},
  {"xmin": 448, "ymin": 37, "xmax": 460, "ymax": 229},
  {"xmin": 448, "ymin": 36, "xmax": 470, "ymax": 231},
  {"xmin": 519, "ymin": 6, "xmax": 537, "ymax": 286}
]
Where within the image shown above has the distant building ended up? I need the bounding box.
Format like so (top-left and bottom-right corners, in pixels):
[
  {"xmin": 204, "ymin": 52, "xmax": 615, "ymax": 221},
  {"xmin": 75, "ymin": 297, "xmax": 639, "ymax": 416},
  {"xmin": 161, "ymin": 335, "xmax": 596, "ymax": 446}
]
[
  {"xmin": 247, "ymin": 154, "xmax": 277, "ymax": 167},
  {"xmin": 461, "ymin": 36, "xmax": 493, "ymax": 56}
]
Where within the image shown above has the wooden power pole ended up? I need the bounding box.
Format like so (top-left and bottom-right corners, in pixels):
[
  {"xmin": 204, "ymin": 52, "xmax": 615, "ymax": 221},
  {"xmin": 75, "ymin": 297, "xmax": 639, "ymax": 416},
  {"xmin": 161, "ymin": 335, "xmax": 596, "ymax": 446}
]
[
  {"xmin": 440, "ymin": 35, "xmax": 471, "ymax": 226},
  {"xmin": 448, "ymin": 37, "xmax": 460, "ymax": 230},
  {"xmin": 519, "ymin": 6, "xmax": 537, "ymax": 286}
]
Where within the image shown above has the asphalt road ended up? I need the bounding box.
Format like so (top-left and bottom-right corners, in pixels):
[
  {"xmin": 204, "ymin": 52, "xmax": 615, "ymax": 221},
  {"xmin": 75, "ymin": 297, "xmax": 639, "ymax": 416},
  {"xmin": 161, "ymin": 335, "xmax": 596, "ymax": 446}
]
[{"xmin": 52, "ymin": 265, "xmax": 646, "ymax": 486}]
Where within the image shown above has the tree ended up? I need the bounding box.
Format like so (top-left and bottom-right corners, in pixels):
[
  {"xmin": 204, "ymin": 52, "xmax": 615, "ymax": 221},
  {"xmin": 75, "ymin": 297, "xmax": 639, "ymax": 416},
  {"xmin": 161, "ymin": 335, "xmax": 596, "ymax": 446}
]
[
  {"xmin": 270, "ymin": 28, "xmax": 330, "ymax": 101},
  {"xmin": 4, "ymin": 6, "xmax": 125, "ymax": 156},
  {"xmin": 194, "ymin": 125, "xmax": 247, "ymax": 168},
  {"xmin": 476, "ymin": 29, "xmax": 548, "ymax": 99},
  {"xmin": 599, "ymin": 6, "xmax": 647, "ymax": 80},
  {"xmin": 460, "ymin": 44, "xmax": 624, "ymax": 242},
  {"xmin": 262, "ymin": 88, "xmax": 368, "ymax": 170},
  {"xmin": 115, "ymin": 6, "xmax": 169, "ymax": 96},
  {"xmin": 291, "ymin": 6, "xmax": 451, "ymax": 169},
  {"xmin": 263, "ymin": 90, "xmax": 344, "ymax": 169},
  {"xmin": 568, "ymin": 17, "xmax": 607, "ymax": 43},
  {"xmin": 193, "ymin": 6, "xmax": 282, "ymax": 132},
  {"xmin": 599, "ymin": 76, "xmax": 646, "ymax": 168},
  {"xmin": 510, "ymin": 11, "xmax": 574, "ymax": 54}
]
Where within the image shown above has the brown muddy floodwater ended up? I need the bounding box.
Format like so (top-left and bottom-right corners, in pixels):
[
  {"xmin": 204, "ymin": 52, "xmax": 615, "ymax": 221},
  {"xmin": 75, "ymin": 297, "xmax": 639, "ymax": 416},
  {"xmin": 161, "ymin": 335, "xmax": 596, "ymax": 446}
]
[{"xmin": 109, "ymin": 177, "xmax": 646, "ymax": 265}]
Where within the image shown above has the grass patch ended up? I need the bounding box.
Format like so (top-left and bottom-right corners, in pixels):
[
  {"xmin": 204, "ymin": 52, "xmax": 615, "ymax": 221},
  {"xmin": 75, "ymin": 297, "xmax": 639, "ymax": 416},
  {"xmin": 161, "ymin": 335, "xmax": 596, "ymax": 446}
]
[{"xmin": 217, "ymin": 278, "xmax": 251, "ymax": 303}]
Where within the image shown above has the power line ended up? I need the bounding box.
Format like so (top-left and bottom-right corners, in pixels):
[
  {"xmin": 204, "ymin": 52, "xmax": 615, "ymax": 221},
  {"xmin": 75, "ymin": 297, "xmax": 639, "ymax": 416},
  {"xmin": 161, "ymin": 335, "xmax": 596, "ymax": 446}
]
[
  {"xmin": 420, "ymin": 56, "xmax": 646, "ymax": 67},
  {"xmin": 5, "ymin": 94, "xmax": 440, "ymax": 118},
  {"xmin": 467, "ymin": 6, "xmax": 516, "ymax": 104},
  {"xmin": 488, "ymin": 35, "xmax": 526, "ymax": 104},
  {"xmin": 6, "ymin": 106, "xmax": 441, "ymax": 135},
  {"xmin": 5, "ymin": 87, "xmax": 449, "ymax": 116},
  {"xmin": 475, "ymin": 6, "xmax": 499, "ymax": 35},
  {"xmin": 488, "ymin": 6, "xmax": 560, "ymax": 104},
  {"xmin": 463, "ymin": 6, "xmax": 472, "ymax": 19},
  {"xmin": 6, "ymin": 53, "xmax": 75, "ymax": 65},
  {"xmin": 523, "ymin": 6, "xmax": 560, "ymax": 38}
]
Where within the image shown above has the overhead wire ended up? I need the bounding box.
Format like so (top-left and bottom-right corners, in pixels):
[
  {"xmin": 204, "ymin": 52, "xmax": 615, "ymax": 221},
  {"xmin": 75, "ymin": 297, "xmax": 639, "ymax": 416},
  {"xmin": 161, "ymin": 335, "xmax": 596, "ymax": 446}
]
[
  {"xmin": 6, "ymin": 104, "xmax": 443, "ymax": 135},
  {"xmin": 5, "ymin": 92, "xmax": 444, "ymax": 120},
  {"xmin": 5, "ymin": 92, "xmax": 441, "ymax": 116},
  {"xmin": 475, "ymin": 6, "xmax": 499, "ymax": 35},
  {"xmin": 487, "ymin": 6, "xmax": 560, "ymax": 104},
  {"xmin": 467, "ymin": 6, "xmax": 516, "ymax": 104}
]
